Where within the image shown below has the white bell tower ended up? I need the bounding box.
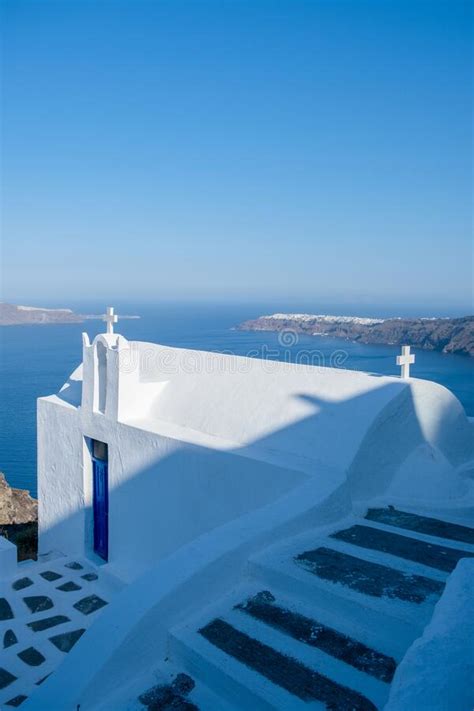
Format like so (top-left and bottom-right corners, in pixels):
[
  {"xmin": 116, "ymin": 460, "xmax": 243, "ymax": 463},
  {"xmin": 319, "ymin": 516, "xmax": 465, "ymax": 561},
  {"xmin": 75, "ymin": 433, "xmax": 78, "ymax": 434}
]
[{"xmin": 81, "ymin": 306, "xmax": 139, "ymax": 420}]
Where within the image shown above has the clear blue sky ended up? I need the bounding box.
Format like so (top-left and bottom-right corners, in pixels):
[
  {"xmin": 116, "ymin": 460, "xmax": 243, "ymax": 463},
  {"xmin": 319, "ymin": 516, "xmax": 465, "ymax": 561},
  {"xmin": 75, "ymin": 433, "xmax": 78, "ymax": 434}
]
[{"xmin": 1, "ymin": 0, "xmax": 472, "ymax": 313}]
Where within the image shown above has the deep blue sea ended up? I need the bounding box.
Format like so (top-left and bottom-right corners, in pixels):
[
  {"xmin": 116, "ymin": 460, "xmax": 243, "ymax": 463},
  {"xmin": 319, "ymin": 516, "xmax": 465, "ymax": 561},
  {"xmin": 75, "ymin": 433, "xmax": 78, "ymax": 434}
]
[{"xmin": 1, "ymin": 302, "xmax": 473, "ymax": 498}]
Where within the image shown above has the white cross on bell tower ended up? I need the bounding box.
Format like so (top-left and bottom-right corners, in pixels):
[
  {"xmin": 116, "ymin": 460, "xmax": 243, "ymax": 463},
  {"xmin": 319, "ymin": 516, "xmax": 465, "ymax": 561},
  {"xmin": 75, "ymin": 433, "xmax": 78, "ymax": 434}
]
[
  {"xmin": 397, "ymin": 345, "xmax": 415, "ymax": 379},
  {"xmin": 103, "ymin": 306, "xmax": 118, "ymax": 334}
]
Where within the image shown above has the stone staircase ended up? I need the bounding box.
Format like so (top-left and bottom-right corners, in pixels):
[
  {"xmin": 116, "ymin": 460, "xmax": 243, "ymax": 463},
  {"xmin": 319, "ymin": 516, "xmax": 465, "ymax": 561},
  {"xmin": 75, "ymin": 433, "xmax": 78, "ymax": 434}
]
[{"xmin": 140, "ymin": 507, "xmax": 474, "ymax": 711}]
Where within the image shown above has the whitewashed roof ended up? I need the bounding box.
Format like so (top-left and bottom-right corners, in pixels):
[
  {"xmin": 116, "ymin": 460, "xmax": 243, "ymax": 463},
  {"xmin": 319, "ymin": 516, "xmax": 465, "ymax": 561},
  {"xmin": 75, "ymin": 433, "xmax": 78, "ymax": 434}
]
[{"xmin": 57, "ymin": 340, "xmax": 411, "ymax": 475}]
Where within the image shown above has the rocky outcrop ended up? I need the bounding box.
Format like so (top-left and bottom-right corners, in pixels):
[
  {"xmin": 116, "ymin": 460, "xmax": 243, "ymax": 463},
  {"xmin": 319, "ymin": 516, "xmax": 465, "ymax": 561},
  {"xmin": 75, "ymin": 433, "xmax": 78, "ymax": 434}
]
[
  {"xmin": 0, "ymin": 473, "xmax": 37, "ymax": 525},
  {"xmin": 237, "ymin": 314, "xmax": 474, "ymax": 357},
  {"xmin": 0, "ymin": 303, "xmax": 83, "ymax": 325},
  {"xmin": 0, "ymin": 303, "xmax": 140, "ymax": 326}
]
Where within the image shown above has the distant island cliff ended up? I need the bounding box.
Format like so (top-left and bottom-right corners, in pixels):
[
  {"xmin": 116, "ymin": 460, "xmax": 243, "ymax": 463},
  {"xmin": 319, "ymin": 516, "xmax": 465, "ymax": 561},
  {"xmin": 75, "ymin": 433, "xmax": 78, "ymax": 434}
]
[
  {"xmin": 237, "ymin": 313, "xmax": 474, "ymax": 357},
  {"xmin": 0, "ymin": 303, "xmax": 140, "ymax": 326}
]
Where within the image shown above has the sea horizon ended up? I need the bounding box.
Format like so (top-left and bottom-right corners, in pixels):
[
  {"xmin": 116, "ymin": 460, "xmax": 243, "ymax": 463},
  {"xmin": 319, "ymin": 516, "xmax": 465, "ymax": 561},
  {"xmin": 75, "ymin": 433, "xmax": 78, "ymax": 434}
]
[{"xmin": 2, "ymin": 297, "xmax": 474, "ymax": 319}]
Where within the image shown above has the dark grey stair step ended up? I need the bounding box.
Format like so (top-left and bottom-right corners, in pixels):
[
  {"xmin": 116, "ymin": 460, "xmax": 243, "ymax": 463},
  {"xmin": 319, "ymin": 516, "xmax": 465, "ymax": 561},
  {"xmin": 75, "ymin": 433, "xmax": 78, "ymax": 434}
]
[
  {"xmin": 295, "ymin": 547, "xmax": 444, "ymax": 604},
  {"xmin": 365, "ymin": 507, "xmax": 474, "ymax": 545},
  {"xmin": 236, "ymin": 591, "xmax": 397, "ymax": 683},
  {"xmin": 199, "ymin": 618, "xmax": 377, "ymax": 711},
  {"xmin": 138, "ymin": 673, "xmax": 198, "ymax": 711},
  {"xmin": 331, "ymin": 524, "xmax": 472, "ymax": 573}
]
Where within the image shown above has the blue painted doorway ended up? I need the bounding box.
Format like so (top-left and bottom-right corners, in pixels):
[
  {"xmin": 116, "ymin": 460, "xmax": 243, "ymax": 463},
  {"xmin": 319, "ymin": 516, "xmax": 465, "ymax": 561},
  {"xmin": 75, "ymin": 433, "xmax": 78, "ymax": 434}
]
[{"xmin": 92, "ymin": 440, "xmax": 108, "ymax": 561}]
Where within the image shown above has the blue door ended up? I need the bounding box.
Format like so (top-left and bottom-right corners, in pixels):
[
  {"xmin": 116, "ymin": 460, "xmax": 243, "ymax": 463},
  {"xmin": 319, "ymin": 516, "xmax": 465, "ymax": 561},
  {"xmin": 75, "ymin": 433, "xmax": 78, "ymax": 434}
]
[{"xmin": 93, "ymin": 458, "xmax": 108, "ymax": 560}]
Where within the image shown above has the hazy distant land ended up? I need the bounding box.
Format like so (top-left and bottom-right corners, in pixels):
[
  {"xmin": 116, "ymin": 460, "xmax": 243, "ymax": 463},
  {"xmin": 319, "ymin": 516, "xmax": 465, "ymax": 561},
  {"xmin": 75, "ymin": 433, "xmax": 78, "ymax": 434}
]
[
  {"xmin": 3, "ymin": 303, "xmax": 473, "ymax": 357},
  {"xmin": 0, "ymin": 303, "xmax": 140, "ymax": 326},
  {"xmin": 238, "ymin": 313, "xmax": 474, "ymax": 357}
]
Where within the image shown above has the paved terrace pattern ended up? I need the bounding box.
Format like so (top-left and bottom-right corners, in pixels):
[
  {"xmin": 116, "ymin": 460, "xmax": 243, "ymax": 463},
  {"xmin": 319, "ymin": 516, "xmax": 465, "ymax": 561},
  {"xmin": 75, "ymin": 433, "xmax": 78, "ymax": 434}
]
[
  {"xmin": 3, "ymin": 509, "xmax": 473, "ymax": 709},
  {"xmin": 0, "ymin": 555, "xmax": 117, "ymax": 708}
]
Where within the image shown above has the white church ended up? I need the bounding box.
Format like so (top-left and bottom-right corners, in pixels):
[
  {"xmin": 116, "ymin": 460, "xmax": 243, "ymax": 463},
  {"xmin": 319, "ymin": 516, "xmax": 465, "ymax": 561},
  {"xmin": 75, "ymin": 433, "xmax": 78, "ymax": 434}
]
[{"xmin": 1, "ymin": 308, "xmax": 473, "ymax": 711}]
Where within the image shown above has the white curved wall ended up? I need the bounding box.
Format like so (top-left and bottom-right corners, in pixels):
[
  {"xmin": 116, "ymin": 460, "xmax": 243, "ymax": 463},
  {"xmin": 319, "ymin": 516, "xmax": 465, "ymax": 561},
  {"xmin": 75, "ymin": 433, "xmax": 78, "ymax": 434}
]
[{"xmin": 348, "ymin": 378, "xmax": 474, "ymax": 502}]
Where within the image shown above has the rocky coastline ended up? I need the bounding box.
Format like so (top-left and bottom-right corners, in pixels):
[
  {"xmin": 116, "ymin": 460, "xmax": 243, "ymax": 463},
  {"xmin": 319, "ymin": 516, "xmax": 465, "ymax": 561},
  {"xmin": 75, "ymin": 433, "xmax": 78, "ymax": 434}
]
[
  {"xmin": 0, "ymin": 303, "xmax": 140, "ymax": 326},
  {"xmin": 0, "ymin": 473, "xmax": 38, "ymax": 560},
  {"xmin": 237, "ymin": 314, "xmax": 474, "ymax": 357}
]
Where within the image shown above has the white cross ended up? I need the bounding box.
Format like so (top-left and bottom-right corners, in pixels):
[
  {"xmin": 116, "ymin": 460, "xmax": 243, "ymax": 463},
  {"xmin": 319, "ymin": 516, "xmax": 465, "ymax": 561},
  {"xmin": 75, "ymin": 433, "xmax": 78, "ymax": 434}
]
[
  {"xmin": 103, "ymin": 306, "xmax": 118, "ymax": 334},
  {"xmin": 397, "ymin": 345, "xmax": 415, "ymax": 379}
]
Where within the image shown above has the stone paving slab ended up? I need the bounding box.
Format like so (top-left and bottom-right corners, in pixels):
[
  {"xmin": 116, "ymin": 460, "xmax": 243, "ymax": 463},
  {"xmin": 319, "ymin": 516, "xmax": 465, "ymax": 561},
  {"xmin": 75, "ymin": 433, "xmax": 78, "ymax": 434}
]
[
  {"xmin": 23, "ymin": 596, "xmax": 54, "ymax": 614},
  {"xmin": 49, "ymin": 628, "xmax": 86, "ymax": 653},
  {"xmin": 35, "ymin": 672, "xmax": 51, "ymax": 686},
  {"xmin": 17, "ymin": 647, "xmax": 46, "ymax": 667},
  {"xmin": 12, "ymin": 578, "xmax": 33, "ymax": 592},
  {"xmin": 73, "ymin": 594, "xmax": 108, "ymax": 615},
  {"xmin": 56, "ymin": 581, "xmax": 82, "ymax": 592},
  {"xmin": 0, "ymin": 668, "xmax": 17, "ymax": 690},
  {"xmin": 0, "ymin": 597, "xmax": 14, "ymax": 620},
  {"xmin": 39, "ymin": 571, "xmax": 63, "ymax": 582},
  {"xmin": 27, "ymin": 615, "xmax": 70, "ymax": 632},
  {"xmin": 3, "ymin": 630, "xmax": 18, "ymax": 648},
  {"xmin": 4, "ymin": 693, "xmax": 28, "ymax": 707},
  {"xmin": 64, "ymin": 562, "xmax": 83, "ymax": 570}
]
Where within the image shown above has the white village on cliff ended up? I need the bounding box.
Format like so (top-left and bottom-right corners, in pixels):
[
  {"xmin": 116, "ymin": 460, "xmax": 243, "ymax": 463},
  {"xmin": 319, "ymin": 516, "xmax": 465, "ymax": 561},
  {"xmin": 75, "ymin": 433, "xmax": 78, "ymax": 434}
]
[{"xmin": 1, "ymin": 308, "xmax": 473, "ymax": 711}]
